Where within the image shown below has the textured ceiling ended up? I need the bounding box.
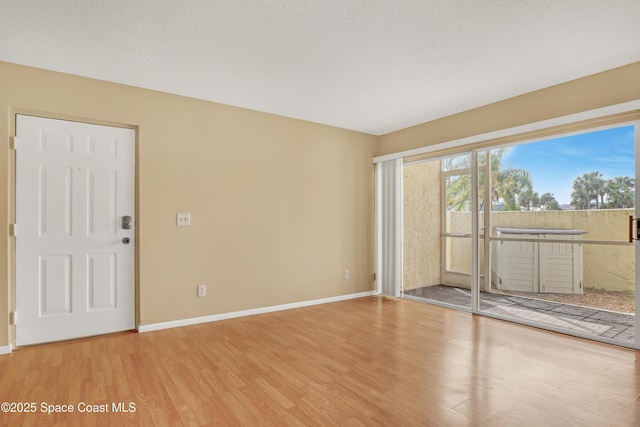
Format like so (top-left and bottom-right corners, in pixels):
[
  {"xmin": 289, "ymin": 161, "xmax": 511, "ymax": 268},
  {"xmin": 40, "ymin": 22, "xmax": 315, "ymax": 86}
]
[{"xmin": 1, "ymin": 0, "xmax": 639, "ymax": 135}]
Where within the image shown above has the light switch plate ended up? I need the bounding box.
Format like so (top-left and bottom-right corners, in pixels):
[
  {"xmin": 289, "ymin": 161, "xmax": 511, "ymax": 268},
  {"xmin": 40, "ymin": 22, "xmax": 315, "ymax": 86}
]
[{"xmin": 177, "ymin": 213, "xmax": 191, "ymax": 226}]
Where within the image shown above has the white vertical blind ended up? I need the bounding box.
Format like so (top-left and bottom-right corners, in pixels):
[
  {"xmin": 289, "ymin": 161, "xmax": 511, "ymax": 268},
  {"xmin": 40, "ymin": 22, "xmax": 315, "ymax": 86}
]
[{"xmin": 377, "ymin": 159, "xmax": 403, "ymax": 297}]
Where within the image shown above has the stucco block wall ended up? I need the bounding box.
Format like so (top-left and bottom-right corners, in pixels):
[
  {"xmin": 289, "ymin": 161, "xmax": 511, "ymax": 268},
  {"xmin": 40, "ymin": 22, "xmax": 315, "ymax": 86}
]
[{"xmin": 403, "ymin": 161, "xmax": 442, "ymax": 290}]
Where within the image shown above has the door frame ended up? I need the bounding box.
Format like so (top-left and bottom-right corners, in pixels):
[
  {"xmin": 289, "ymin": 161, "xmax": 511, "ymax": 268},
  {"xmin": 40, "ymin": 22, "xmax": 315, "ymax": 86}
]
[{"xmin": 9, "ymin": 109, "xmax": 139, "ymax": 348}]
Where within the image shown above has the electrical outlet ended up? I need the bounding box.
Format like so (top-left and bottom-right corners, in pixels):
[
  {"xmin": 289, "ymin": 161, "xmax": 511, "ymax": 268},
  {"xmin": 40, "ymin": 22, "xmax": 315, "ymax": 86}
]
[
  {"xmin": 197, "ymin": 284, "xmax": 206, "ymax": 297},
  {"xmin": 177, "ymin": 213, "xmax": 191, "ymax": 226},
  {"xmin": 344, "ymin": 270, "xmax": 350, "ymax": 280}
]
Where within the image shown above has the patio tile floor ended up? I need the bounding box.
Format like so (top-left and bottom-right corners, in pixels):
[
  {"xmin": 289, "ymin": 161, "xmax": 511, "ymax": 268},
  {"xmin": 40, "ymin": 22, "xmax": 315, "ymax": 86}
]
[{"xmin": 404, "ymin": 285, "xmax": 635, "ymax": 344}]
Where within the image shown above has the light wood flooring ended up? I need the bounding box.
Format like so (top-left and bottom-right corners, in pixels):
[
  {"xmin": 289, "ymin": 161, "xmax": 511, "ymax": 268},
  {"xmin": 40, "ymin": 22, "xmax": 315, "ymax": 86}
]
[{"xmin": 1, "ymin": 296, "xmax": 640, "ymax": 426}]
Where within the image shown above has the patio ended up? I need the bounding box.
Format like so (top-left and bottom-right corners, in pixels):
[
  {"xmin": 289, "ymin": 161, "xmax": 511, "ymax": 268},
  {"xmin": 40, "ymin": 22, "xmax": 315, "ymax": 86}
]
[{"xmin": 404, "ymin": 285, "xmax": 635, "ymax": 344}]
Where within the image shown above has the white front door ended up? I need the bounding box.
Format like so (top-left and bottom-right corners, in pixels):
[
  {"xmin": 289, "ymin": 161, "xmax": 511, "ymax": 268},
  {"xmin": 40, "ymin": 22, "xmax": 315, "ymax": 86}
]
[{"xmin": 15, "ymin": 115, "xmax": 135, "ymax": 346}]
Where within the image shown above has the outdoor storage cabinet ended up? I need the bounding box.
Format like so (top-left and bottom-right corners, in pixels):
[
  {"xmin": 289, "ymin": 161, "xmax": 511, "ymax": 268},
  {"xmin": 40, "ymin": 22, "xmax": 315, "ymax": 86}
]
[{"xmin": 492, "ymin": 227, "xmax": 586, "ymax": 295}]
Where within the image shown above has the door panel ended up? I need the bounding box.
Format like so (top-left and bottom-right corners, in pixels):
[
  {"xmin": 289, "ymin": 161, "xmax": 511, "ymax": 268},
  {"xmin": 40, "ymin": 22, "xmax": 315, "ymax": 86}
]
[
  {"xmin": 496, "ymin": 238, "xmax": 538, "ymax": 292},
  {"xmin": 40, "ymin": 255, "xmax": 72, "ymax": 315},
  {"xmin": 40, "ymin": 165, "xmax": 73, "ymax": 236},
  {"xmin": 402, "ymin": 155, "xmax": 474, "ymax": 308},
  {"xmin": 16, "ymin": 115, "xmax": 135, "ymax": 345},
  {"xmin": 87, "ymin": 253, "xmax": 117, "ymax": 310},
  {"xmin": 87, "ymin": 168, "xmax": 118, "ymax": 236},
  {"xmin": 480, "ymin": 124, "xmax": 636, "ymax": 346},
  {"xmin": 539, "ymin": 236, "xmax": 583, "ymax": 294},
  {"xmin": 442, "ymin": 154, "xmax": 473, "ymax": 288}
]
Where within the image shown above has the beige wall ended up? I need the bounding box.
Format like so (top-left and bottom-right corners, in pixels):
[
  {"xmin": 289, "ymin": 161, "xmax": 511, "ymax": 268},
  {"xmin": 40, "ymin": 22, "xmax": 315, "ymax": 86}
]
[
  {"xmin": 0, "ymin": 61, "xmax": 377, "ymax": 346},
  {"xmin": 403, "ymin": 161, "xmax": 442, "ymax": 290},
  {"xmin": 376, "ymin": 62, "xmax": 640, "ymax": 156}
]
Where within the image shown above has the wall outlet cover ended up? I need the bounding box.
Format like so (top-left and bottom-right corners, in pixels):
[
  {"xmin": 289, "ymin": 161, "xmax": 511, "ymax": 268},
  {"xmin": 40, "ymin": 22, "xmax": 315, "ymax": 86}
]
[
  {"xmin": 197, "ymin": 284, "xmax": 206, "ymax": 297},
  {"xmin": 177, "ymin": 213, "xmax": 191, "ymax": 226}
]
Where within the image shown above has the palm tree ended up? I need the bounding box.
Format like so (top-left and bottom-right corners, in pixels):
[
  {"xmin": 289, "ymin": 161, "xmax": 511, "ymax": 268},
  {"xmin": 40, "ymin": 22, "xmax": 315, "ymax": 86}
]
[
  {"xmin": 584, "ymin": 171, "xmax": 606, "ymax": 208},
  {"xmin": 519, "ymin": 188, "xmax": 540, "ymax": 211},
  {"xmin": 571, "ymin": 172, "xmax": 606, "ymax": 209},
  {"xmin": 571, "ymin": 176, "xmax": 590, "ymax": 209},
  {"xmin": 445, "ymin": 150, "xmax": 535, "ymax": 212},
  {"xmin": 495, "ymin": 168, "xmax": 534, "ymax": 211},
  {"xmin": 446, "ymin": 174, "xmax": 472, "ymax": 211},
  {"xmin": 445, "ymin": 150, "xmax": 506, "ymax": 211},
  {"xmin": 606, "ymin": 176, "xmax": 635, "ymax": 208},
  {"xmin": 544, "ymin": 199, "xmax": 561, "ymax": 210},
  {"xmin": 539, "ymin": 192, "xmax": 560, "ymax": 210}
]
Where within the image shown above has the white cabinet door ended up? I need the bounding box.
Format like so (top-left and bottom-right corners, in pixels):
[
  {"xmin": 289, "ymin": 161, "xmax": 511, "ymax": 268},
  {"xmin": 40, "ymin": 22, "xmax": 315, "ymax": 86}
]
[
  {"xmin": 15, "ymin": 115, "xmax": 135, "ymax": 345},
  {"xmin": 498, "ymin": 237, "xmax": 538, "ymax": 292},
  {"xmin": 539, "ymin": 235, "xmax": 583, "ymax": 294}
]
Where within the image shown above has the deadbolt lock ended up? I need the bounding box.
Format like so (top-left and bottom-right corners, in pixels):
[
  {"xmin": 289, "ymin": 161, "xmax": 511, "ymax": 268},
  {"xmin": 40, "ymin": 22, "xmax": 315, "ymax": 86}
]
[{"xmin": 122, "ymin": 237, "xmax": 130, "ymax": 244}]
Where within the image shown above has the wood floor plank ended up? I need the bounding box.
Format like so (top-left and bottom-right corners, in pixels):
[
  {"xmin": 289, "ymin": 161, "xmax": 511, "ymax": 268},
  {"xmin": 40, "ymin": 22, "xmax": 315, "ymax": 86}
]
[{"xmin": 2, "ymin": 296, "xmax": 640, "ymax": 426}]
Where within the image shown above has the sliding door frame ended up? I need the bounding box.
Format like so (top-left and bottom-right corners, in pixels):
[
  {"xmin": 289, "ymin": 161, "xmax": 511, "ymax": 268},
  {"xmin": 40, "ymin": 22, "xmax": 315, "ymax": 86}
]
[
  {"xmin": 440, "ymin": 155, "xmax": 473, "ymax": 288},
  {"xmin": 477, "ymin": 120, "xmax": 639, "ymax": 348},
  {"xmin": 374, "ymin": 100, "xmax": 640, "ymax": 349}
]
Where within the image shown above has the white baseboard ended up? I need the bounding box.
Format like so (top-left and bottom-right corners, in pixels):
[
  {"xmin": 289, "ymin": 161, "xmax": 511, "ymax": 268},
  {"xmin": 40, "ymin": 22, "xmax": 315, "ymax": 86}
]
[
  {"xmin": 0, "ymin": 345, "xmax": 12, "ymax": 355},
  {"xmin": 138, "ymin": 290, "xmax": 379, "ymax": 333}
]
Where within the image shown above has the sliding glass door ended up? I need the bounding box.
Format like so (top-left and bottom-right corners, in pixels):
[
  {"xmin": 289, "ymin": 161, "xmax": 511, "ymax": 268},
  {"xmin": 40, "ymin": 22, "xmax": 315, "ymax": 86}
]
[
  {"xmin": 478, "ymin": 123, "xmax": 637, "ymax": 346},
  {"xmin": 397, "ymin": 120, "xmax": 639, "ymax": 348},
  {"xmin": 402, "ymin": 153, "xmax": 473, "ymax": 310}
]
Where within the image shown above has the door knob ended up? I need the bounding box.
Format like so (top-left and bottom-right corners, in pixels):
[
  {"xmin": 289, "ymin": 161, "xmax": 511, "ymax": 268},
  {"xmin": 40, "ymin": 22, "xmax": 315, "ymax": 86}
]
[{"xmin": 122, "ymin": 237, "xmax": 130, "ymax": 244}]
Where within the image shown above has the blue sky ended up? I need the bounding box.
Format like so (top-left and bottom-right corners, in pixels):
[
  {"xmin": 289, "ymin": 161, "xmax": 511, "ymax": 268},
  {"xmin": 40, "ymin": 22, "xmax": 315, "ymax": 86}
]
[{"xmin": 499, "ymin": 125, "xmax": 635, "ymax": 205}]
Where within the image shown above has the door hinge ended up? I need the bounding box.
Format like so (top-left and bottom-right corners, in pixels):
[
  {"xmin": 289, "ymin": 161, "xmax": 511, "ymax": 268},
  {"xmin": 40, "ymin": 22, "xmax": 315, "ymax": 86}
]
[
  {"xmin": 10, "ymin": 136, "xmax": 18, "ymax": 150},
  {"xmin": 10, "ymin": 311, "xmax": 16, "ymax": 325},
  {"xmin": 373, "ymin": 272, "xmax": 376, "ymax": 281},
  {"xmin": 580, "ymin": 281, "xmax": 583, "ymax": 289},
  {"xmin": 9, "ymin": 224, "xmax": 16, "ymax": 237}
]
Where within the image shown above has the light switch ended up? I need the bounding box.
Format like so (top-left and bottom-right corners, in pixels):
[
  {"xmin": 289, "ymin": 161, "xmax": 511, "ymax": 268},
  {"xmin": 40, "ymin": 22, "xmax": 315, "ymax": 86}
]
[{"xmin": 177, "ymin": 213, "xmax": 191, "ymax": 226}]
